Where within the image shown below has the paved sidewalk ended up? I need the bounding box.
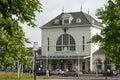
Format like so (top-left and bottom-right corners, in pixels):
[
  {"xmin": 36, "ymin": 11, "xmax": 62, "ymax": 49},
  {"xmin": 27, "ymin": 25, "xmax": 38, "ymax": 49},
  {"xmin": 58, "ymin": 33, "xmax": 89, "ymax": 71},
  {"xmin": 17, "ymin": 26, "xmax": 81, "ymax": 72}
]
[{"xmin": 39, "ymin": 75, "xmax": 120, "ymax": 80}]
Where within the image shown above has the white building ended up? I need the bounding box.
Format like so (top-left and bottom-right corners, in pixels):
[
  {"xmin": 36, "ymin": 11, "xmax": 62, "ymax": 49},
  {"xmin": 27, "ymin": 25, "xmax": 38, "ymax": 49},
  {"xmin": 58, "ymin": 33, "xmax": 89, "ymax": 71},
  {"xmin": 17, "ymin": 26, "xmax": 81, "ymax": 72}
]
[{"xmin": 38, "ymin": 11, "xmax": 105, "ymax": 73}]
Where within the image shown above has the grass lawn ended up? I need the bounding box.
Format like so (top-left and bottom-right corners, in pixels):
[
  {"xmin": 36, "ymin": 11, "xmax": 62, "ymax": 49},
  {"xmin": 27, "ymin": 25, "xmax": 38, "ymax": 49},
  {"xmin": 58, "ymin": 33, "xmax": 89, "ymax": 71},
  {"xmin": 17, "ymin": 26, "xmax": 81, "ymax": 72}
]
[{"xmin": 0, "ymin": 72, "xmax": 43, "ymax": 80}]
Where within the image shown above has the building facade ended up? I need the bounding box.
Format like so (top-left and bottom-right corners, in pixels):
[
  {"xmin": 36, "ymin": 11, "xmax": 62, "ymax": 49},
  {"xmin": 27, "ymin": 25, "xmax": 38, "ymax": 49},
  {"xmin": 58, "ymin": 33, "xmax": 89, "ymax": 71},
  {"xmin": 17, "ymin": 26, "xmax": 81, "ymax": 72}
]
[{"xmin": 38, "ymin": 11, "xmax": 106, "ymax": 73}]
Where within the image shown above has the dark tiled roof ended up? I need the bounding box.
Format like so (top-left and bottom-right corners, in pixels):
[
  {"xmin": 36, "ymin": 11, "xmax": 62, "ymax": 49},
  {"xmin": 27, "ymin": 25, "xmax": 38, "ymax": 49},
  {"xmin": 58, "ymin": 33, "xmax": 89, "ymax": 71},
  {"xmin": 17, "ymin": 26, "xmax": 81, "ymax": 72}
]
[
  {"xmin": 93, "ymin": 49, "xmax": 105, "ymax": 55},
  {"xmin": 41, "ymin": 11, "xmax": 100, "ymax": 28}
]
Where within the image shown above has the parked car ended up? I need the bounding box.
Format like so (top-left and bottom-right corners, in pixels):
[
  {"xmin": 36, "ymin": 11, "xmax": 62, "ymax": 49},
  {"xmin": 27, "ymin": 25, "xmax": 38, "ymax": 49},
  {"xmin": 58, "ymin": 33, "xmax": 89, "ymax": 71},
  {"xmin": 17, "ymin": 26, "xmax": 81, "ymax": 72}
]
[
  {"xmin": 103, "ymin": 70, "xmax": 118, "ymax": 76},
  {"xmin": 51, "ymin": 69, "xmax": 64, "ymax": 75},
  {"xmin": 4, "ymin": 68, "xmax": 16, "ymax": 72},
  {"xmin": 62, "ymin": 70, "xmax": 82, "ymax": 76},
  {"xmin": 23, "ymin": 69, "xmax": 31, "ymax": 73},
  {"xmin": 36, "ymin": 69, "xmax": 51, "ymax": 76},
  {"xmin": 111, "ymin": 70, "xmax": 118, "ymax": 76}
]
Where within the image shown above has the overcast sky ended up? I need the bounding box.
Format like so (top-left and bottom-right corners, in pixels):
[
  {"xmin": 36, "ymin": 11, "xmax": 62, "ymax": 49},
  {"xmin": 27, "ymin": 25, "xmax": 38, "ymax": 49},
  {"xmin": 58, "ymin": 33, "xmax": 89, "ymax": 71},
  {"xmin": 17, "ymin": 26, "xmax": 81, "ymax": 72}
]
[{"xmin": 23, "ymin": 0, "xmax": 107, "ymax": 47}]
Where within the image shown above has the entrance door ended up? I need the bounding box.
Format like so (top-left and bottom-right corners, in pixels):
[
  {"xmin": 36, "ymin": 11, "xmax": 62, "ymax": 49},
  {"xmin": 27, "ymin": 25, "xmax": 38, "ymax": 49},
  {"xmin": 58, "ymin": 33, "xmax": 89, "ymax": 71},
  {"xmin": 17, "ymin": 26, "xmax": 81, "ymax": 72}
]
[
  {"xmin": 51, "ymin": 60, "xmax": 65, "ymax": 70},
  {"xmin": 66, "ymin": 60, "xmax": 72, "ymax": 71},
  {"xmin": 96, "ymin": 59, "xmax": 102, "ymax": 73},
  {"xmin": 67, "ymin": 64, "xmax": 72, "ymax": 71}
]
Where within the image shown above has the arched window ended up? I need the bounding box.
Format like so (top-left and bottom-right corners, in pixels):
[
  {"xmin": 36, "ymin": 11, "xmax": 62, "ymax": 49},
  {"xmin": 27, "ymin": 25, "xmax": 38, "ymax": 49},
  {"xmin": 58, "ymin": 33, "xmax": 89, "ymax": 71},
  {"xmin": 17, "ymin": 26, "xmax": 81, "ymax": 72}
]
[{"xmin": 56, "ymin": 34, "xmax": 76, "ymax": 51}]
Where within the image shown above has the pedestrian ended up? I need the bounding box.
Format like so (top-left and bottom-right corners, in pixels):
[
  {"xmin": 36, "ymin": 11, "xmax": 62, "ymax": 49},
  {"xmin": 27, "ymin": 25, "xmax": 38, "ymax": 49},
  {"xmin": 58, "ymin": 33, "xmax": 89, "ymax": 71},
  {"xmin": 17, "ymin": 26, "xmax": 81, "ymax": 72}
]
[{"xmin": 107, "ymin": 68, "xmax": 110, "ymax": 76}]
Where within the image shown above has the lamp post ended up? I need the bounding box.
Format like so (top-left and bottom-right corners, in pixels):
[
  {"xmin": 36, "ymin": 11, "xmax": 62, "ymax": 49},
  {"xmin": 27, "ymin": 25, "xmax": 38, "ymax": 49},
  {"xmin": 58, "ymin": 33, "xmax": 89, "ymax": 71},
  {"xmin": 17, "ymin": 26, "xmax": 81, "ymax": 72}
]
[
  {"xmin": 76, "ymin": 52, "xmax": 80, "ymax": 79},
  {"xmin": 33, "ymin": 42, "xmax": 38, "ymax": 80},
  {"xmin": 78, "ymin": 54, "xmax": 80, "ymax": 79},
  {"xmin": 104, "ymin": 60, "xmax": 107, "ymax": 80},
  {"xmin": 46, "ymin": 46, "xmax": 49, "ymax": 77}
]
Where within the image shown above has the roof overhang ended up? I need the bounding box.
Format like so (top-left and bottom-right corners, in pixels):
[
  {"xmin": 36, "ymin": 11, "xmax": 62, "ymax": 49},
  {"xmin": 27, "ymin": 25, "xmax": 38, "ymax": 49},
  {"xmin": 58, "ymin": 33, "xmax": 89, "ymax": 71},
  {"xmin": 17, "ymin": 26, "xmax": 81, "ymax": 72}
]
[{"xmin": 36, "ymin": 54, "xmax": 90, "ymax": 60}]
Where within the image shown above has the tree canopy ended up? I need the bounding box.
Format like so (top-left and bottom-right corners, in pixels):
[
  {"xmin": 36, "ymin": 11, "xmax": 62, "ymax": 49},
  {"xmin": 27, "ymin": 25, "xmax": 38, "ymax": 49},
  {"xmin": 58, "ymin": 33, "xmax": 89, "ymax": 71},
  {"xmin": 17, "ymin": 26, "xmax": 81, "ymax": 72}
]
[
  {"xmin": 90, "ymin": 0, "xmax": 120, "ymax": 64},
  {"xmin": 0, "ymin": 0, "xmax": 42, "ymax": 68}
]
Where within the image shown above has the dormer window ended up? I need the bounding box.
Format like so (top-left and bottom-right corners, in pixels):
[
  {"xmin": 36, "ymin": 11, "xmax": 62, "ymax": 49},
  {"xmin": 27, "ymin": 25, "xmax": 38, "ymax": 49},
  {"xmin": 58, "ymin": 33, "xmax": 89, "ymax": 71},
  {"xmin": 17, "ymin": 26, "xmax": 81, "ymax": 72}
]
[
  {"xmin": 76, "ymin": 18, "xmax": 82, "ymax": 23},
  {"xmin": 54, "ymin": 19, "xmax": 60, "ymax": 24},
  {"xmin": 63, "ymin": 19, "xmax": 69, "ymax": 24},
  {"xmin": 62, "ymin": 13, "xmax": 73, "ymax": 25}
]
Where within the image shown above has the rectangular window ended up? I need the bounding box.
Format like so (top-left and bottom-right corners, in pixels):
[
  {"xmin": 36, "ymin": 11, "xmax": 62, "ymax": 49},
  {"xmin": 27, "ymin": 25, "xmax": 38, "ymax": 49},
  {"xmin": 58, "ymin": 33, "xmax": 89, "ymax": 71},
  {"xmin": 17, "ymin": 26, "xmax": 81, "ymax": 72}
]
[
  {"xmin": 82, "ymin": 36, "xmax": 85, "ymax": 51},
  {"xmin": 47, "ymin": 37, "xmax": 49, "ymax": 51}
]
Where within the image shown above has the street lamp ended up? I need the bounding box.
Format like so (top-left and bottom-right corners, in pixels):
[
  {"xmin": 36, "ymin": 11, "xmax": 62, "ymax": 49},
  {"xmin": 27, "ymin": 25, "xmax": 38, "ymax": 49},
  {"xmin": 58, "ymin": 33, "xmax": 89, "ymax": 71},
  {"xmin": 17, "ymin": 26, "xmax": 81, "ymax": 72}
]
[
  {"xmin": 46, "ymin": 46, "xmax": 49, "ymax": 77},
  {"xmin": 104, "ymin": 59, "xmax": 107, "ymax": 80},
  {"xmin": 78, "ymin": 54, "xmax": 80, "ymax": 79},
  {"xmin": 76, "ymin": 52, "xmax": 80, "ymax": 79},
  {"xmin": 33, "ymin": 42, "xmax": 39, "ymax": 80}
]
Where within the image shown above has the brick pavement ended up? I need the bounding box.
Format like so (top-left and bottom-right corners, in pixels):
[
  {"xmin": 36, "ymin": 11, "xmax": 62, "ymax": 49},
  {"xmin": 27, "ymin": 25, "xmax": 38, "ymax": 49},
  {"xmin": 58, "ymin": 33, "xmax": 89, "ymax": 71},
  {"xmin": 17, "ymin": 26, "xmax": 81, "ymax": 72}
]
[{"xmin": 39, "ymin": 75, "xmax": 120, "ymax": 80}]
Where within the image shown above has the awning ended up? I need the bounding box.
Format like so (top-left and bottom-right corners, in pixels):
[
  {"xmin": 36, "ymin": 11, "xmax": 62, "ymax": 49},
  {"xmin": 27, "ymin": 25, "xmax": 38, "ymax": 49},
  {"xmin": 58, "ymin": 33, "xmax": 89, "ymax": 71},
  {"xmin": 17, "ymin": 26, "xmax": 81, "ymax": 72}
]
[{"xmin": 36, "ymin": 54, "xmax": 90, "ymax": 60}]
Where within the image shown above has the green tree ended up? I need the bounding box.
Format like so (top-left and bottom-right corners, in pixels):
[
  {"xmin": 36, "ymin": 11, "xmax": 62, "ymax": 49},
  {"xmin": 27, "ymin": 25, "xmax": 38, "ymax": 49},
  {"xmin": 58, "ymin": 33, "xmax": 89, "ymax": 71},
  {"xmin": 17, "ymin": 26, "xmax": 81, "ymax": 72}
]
[
  {"xmin": 0, "ymin": 0, "xmax": 42, "ymax": 68},
  {"xmin": 90, "ymin": 0, "xmax": 120, "ymax": 64}
]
